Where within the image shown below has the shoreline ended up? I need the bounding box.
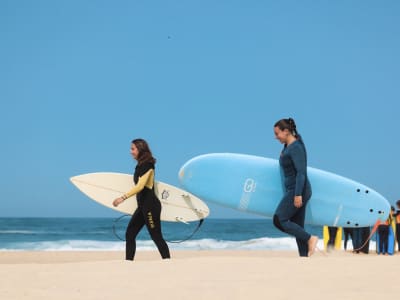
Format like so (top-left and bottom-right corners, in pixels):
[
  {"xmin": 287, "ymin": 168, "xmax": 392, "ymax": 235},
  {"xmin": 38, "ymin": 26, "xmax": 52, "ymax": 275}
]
[
  {"xmin": 0, "ymin": 248, "xmax": 394, "ymax": 264},
  {"xmin": 0, "ymin": 250, "xmax": 302, "ymax": 264}
]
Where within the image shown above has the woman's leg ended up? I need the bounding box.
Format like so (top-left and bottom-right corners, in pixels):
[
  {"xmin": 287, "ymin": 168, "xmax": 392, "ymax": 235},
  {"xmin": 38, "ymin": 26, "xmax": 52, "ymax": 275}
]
[
  {"xmin": 143, "ymin": 200, "xmax": 170, "ymax": 259},
  {"xmin": 273, "ymin": 193, "xmax": 311, "ymax": 244},
  {"xmin": 343, "ymin": 228, "xmax": 353, "ymax": 250},
  {"xmin": 352, "ymin": 228, "xmax": 362, "ymax": 253},
  {"xmin": 291, "ymin": 204, "xmax": 308, "ymax": 257},
  {"xmin": 382, "ymin": 226, "xmax": 389, "ymax": 254},
  {"xmin": 378, "ymin": 227, "xmax": 383, "ymax": 254},
  {"xmin": 327, "ymin": 227, "xmax": 338, "ymax": 249},
  {"xmin": 125, "ymin": 209, "xmax": 145, "ymax": 260}
]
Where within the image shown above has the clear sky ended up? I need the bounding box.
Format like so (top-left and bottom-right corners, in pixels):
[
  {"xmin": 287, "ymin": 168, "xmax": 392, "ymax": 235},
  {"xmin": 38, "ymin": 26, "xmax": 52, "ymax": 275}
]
[{"xmin": 1, "ymin": 0, "xmax": 399, "ymax": 218}]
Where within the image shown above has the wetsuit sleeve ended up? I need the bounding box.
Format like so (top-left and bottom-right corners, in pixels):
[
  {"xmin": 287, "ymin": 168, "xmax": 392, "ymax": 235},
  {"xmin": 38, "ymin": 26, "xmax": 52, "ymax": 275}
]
[
  {"xmin": 290, "ymin": 144, "xmax": 307, "ymax": 196},
  {"xmin": 122, "ymin": 169, "xmax": 154, "ymax": 199}
]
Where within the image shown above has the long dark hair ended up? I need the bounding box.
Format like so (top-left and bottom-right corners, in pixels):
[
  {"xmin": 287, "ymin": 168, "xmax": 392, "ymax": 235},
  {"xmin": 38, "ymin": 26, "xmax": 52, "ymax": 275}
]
[
  {"xmin": 274, "ymin": 118, "xmax": 299, "ymax": 137},
  {"xmin": 132, "ymin": 138, "xmax": 156, "ymax": 165}
]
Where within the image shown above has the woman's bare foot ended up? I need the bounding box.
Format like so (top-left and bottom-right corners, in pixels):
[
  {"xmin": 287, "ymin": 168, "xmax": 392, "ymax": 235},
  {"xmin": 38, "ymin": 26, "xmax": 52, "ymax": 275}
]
[{"xmin": 308, "ymin": 236, "xmax": 318, "ymax": 257}]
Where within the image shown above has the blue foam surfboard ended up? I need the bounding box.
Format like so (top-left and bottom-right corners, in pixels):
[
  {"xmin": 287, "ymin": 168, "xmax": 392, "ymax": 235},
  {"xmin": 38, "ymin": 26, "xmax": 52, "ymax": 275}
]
[{"xmin": 179, "ymin": 153, "xmax": 390, "ymax": 227}]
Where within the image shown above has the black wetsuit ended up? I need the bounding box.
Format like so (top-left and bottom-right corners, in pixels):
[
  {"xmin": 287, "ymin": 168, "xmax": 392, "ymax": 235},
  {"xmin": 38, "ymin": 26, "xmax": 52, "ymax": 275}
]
[
  {"xmin": 377, "ymin": 224, "xmax": 389, "ymax": 254},
  {"xmin": 343, "ymin": 227, "xmax": 354, "ymax": 250},
  {"xmin": 352, "ymin": 226, "xmax": 370, "ymax": 254},
  {"xmin": 327, "ymin": 226, "xmax": 338, "ymax": 249},
  {"xmin": 273, "ymin": 136, "xmax": 312, "ymax": 257},
  {"xmin": 125, "ymin": 162, "xmax": 170, "ymax": 260},
  {"xmin": 395, "ymin": 210, "xmax": 400, "ymax": 251}
]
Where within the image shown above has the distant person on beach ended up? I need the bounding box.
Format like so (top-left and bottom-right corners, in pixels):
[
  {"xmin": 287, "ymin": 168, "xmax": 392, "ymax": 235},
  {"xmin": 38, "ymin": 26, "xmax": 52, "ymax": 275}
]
[
  {"xmin": 343, "ymin": 227, "xmax": 354, "ymax": 251},
  {"xmin": 327, "ymin": 226, "xmax": 338, "ymax": 251},
  {"xmin": 395, "ymin": 200, "xmax": 400, "ymax": 252},
  {"xmin": 113, "ymin": 138, "xmax": 170, "ymax": 261},
  {"xmin": 352, "ymin": 226, "xmax": 371, "ymax": 254},
  {"xmin": 273, "ymin": 118, "xmax": 318, "ymax": 257},
  {"xmin": 377, "ymin": 207, "xmax": 395, "ymax": 255},
  {"xmin": 377, "ymin": 216, "xmax": 390, "ymax": 255}
]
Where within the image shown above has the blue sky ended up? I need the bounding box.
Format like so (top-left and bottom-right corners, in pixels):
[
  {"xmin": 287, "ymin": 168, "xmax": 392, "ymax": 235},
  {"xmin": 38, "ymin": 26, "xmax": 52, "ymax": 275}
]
[{"xmin": 1, "ymin": 0, "xmax": 399, "ymax": 218}]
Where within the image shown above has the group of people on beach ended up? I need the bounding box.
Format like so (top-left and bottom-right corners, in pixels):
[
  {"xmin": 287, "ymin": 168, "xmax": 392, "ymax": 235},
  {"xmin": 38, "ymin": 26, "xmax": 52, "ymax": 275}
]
[
  {"xmin": 326, "ymin": 201, "xmax": 400, "ymax": 255},
  {"xmin": 112, "ymin": 118, "xmax": 319, "ymax": 260},
  {"xmin": 111, "ymin": 117, "xmax": 399, "ymax": 260},
  {"xmin": 376, "ymin": 202, "xmax": 400, "ymax": 254}
]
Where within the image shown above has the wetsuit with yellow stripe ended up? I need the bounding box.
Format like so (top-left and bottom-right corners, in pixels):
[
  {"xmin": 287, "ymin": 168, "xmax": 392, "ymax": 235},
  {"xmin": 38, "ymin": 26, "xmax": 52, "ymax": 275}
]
[{"xmin": 122, "ymin": 161, "xmax": 170, "ymax": 260}]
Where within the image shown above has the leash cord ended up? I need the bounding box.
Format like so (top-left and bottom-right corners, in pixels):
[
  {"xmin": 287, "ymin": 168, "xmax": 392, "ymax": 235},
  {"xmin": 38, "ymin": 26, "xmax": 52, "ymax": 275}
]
[{"xmin": 112, "ymin": 214, "xmax": 204, "ymax": 243}]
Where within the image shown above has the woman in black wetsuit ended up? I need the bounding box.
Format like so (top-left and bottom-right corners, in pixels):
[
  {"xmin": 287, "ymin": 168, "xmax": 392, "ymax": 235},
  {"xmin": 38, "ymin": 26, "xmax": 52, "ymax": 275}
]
[
  {"xmin": 113, "ymin": 139, "xmax": 170, "ymax": 260},
  {"xmin": 273, "ymin": 118, "xmax": 318, "ymax": 257}
]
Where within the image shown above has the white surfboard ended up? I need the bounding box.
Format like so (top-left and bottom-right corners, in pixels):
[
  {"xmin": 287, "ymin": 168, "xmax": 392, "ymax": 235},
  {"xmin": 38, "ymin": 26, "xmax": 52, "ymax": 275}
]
[{"xmin": 70, "ymin": 172, "xmax": 209, "ymax": 222}]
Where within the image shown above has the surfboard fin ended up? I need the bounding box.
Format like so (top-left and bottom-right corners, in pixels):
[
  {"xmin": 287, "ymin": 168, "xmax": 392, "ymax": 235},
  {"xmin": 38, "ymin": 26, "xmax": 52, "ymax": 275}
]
[{"xmin": 175, "ymin": 217, "xmax": 189, "ymax": 224}]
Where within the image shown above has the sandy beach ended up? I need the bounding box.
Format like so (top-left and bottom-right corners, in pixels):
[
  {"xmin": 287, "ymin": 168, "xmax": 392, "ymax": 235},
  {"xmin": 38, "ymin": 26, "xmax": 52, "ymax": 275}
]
[{"xmin": 0, "ymin": 250, "xmax": 398, "ymax": 300}]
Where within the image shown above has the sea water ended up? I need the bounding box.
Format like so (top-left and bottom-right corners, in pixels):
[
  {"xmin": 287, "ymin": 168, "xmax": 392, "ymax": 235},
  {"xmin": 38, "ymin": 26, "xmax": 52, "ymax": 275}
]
[{"xmin": 0, "ymin": 217, "xmax": 336, "ymax": 251}]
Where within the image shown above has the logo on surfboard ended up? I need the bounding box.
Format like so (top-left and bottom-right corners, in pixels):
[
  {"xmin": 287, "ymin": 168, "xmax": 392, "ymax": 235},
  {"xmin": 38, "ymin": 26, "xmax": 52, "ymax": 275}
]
[
  {"xmin": 243, "ymin": 178, "xmax": 256, "ymax": 193},
  {"xmin": 161, "ymin": 190, "xmax": 170, "ymax": 200}
]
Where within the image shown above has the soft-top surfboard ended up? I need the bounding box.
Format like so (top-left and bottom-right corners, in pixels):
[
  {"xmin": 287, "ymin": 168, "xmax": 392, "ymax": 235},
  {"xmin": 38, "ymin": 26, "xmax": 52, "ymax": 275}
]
[
  {"xmin": 70, "ymin": 172, "xmax": 209, "ymax": 222},
  {"xmin": 179, "ymin": 153, "xmax": 390, "ymax": 227}
]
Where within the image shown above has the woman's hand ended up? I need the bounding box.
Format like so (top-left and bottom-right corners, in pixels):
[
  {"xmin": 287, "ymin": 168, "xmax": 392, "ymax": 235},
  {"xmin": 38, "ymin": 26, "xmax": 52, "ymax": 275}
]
[
  {"xmin": 294, "ymin": 196, "xmax": 303, "ymax": 208},
  {"xmin": 113, "ymin": 197, "xmax": 125, "ymax": 207}
]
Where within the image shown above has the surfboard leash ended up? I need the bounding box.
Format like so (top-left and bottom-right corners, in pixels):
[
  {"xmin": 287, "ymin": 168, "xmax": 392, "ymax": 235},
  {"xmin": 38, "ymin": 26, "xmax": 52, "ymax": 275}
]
[
  {"xmin": 112, "ymin": 214, "xmax": 130, "ymax": 241},
  {"xmin": 112, "ymin": 214, "xmax": 205, "ymax": 243},
  {"xmin": 352, "ymin": 220, "xmax": 380, "ymax": 253},
  {"xmin": 167, "ymin": 218, "xmax": 204, "ymax": 244}
]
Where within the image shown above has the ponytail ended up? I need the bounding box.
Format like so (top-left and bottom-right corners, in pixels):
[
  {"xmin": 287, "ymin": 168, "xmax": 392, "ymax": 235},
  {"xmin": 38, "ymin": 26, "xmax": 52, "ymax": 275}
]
[{"xmin": 287, "ymin": 118, "xmax": 298, "ymax": 137}]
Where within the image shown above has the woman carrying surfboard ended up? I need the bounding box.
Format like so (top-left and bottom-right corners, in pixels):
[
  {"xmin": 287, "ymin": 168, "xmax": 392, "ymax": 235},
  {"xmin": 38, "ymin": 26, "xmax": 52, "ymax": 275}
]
[
  {"xmin": 273, "ymin": 118, "xmax": 318, "ymax": 257},
  {"xmin": 113, "ymin": 139, "xmax": 170, "ymax": 260}
]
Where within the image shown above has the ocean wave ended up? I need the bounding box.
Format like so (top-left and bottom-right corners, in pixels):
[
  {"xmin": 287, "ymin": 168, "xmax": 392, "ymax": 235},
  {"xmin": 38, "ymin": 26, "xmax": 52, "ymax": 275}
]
[
  {"xmin": 0, "ymin": 237, "xmax": 329, "ymax": 251},
  {"xmin": 0, "ymin": 240, "xmax": 125, "ymax": 251},
  {"xmin": 0, "ymin": 237, "xmax": 377, "ymax": 252},
  {"xmin": 169, "ymin": 237, "xmax": 300, "ymax": 250},
  {"xmin": 0, "ymin": 230, "xmax": 36, "ymax": 234}
]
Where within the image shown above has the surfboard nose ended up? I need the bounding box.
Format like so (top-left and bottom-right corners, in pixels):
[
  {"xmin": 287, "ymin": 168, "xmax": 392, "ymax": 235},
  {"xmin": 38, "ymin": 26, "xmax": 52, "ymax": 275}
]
[
  {"xmin": 178, "ymin": 164, "xmax": 186, "ymax": 182},
  {"xmin": 179, "ymin": 155, "xmax": 205, "ymax": 185},
  {"xmin": 179, "ymin": 154, "xmax": 213, "ymax": 199}
]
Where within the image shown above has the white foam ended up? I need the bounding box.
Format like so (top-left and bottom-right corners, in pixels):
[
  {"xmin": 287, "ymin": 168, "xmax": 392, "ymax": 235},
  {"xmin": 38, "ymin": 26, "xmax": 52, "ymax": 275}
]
[
  {"xmin": 0, "ymin": 237, "xmax": 377, "ymax": 252},
  {"xmin": 0, "ymin": 237, "xmax": 300, "ymax": 251}
]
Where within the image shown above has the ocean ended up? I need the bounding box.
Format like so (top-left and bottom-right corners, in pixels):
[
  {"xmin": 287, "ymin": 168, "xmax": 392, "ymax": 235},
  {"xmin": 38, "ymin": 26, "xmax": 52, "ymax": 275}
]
[{"xmin": 0, "ymin": 217, "xmax": 327, "ymax": 251}]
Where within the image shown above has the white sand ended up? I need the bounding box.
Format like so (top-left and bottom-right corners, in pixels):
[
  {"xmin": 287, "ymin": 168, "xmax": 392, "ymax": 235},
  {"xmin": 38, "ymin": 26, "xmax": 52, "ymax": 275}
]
[{"xmin": 0, "ymin": 250, "xmax": 398, "ymax": 300}]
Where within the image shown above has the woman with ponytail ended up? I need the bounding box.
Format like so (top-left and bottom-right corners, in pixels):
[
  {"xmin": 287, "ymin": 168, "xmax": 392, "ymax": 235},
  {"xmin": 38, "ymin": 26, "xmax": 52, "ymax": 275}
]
[{"xmin": 273, "ymin": 118, "xmax": 318, "ymax": 257}]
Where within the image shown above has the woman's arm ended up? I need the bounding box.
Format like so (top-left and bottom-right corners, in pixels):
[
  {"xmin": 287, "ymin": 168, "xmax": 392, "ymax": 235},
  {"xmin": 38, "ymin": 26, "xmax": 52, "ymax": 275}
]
[
  {"xmin": 113, "ymin": 169, "xmax": 154, "ymax": 207},
  {"xmin": 291, "ymin": 144, "xmax": 307, "ymax": 197}
]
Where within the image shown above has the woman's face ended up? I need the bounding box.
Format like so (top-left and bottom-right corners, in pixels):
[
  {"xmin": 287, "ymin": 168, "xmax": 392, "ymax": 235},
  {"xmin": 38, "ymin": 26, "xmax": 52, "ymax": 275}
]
[
  {"xmin": 130, "ymin": 143, "xmax": 139, "ymax": 160},
  {"xmin": 274, "ymin": 126, "xmax": 290, "ymax": 144}
]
